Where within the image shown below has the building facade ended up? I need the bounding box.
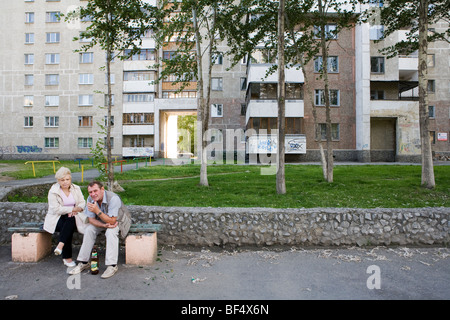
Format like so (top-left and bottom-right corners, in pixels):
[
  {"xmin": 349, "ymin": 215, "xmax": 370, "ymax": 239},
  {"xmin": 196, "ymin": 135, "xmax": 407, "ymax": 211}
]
[{"xmin": 0, "ymin": 1, "xmax": 448, "ymax": 162}]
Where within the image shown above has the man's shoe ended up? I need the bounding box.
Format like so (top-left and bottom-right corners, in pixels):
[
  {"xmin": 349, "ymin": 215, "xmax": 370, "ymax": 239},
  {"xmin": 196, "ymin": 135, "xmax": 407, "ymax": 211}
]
[
  {"xmin": 69, "ymin": 262, "xmax": 90, "ymax": 275},
  {"xmin": 101, "ymin": 265, "xmax": 118, "ymax": 279}
]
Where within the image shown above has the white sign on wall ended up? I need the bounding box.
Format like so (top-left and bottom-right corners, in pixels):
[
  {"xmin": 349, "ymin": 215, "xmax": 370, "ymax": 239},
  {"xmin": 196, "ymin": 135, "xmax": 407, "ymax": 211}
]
[
  {"xmin": 248, "ymin": 135, "xmax": 306, "ymax": 154},
  {"xmin": 122, "ymin": 147, "xmax": 154, "ymax": 157}
]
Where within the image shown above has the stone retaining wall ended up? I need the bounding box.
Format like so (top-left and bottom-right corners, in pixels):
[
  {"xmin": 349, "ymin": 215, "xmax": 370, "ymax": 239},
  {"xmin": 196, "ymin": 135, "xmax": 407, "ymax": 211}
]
[{"xmin": 1, "ymin": 202, "xmax": 448, "ymax": 247}]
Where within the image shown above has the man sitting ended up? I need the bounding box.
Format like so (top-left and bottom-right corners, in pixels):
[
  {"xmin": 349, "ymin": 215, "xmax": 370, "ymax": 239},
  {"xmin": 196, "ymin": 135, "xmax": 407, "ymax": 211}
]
[{"xmin": 69, "ymin": 181, "xmax": 131, "ymax": 279}]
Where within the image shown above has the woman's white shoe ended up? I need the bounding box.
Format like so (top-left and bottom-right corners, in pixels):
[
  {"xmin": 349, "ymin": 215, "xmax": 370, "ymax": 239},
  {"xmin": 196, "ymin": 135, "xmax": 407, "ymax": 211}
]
[{"xmin": 63, "ymin": 259, "xmax": 76, "ymax": 267}]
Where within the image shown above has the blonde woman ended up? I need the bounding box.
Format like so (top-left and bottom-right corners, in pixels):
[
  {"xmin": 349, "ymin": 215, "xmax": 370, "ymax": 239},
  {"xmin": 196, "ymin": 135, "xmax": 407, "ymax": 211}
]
[{"xmin": 43, "ymin": 167, "xmax": 88, "ymax": 267}]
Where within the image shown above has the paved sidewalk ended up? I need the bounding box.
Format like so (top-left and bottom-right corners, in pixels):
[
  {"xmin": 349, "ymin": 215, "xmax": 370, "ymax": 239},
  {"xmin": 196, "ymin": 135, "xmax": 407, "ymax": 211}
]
[
  {"xmin": 1, "ymin": 160, "xmax": 449, "ymax": 304},
  {"xmin": 0, "ymin": 244, "xmax": 449, "ymax": 301}
]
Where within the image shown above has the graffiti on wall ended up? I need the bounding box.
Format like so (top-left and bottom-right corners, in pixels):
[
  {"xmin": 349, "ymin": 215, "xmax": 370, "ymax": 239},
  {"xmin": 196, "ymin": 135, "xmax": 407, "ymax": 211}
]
[{"xmin": 0, "ymin": 145, "xmax": 46, "ymax": 154}]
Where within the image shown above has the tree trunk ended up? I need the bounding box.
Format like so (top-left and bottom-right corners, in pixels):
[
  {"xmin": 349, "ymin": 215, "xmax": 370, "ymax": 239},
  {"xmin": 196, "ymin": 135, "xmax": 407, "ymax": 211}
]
[
  {"xmin": 193, "ymin": 6, "xmax": 209, "ymax": 187},
  {"xmin": 286, "ymin": 19, "xmax": 328, "ymax": 181},
  {"xmin": 277, "ymin": 0, "xmax": 286, "ymax": 194},
  {"xmin": 105, "ymin": 0, "xmax": 114, "ymax": 191},
  {"xmin": 319, "ymin": 0, "xmax": 333, "ymax": 183},
  {"xmin": 418, "ymin": 0, "xmax": 435, "ymax": 189}
]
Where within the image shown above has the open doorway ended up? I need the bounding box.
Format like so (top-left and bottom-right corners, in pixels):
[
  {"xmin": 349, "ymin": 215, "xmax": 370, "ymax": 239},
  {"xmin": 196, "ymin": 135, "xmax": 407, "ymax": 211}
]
[{"xmin": 160, "ymin": 111, "xmax": 197, "ymax": 159}]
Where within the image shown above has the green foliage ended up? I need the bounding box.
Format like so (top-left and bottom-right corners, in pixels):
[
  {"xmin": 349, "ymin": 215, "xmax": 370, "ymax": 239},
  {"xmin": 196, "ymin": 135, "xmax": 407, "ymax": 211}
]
[{"xmin": 359, "ymin": 0, "xmax": 450, "ymax": 58}]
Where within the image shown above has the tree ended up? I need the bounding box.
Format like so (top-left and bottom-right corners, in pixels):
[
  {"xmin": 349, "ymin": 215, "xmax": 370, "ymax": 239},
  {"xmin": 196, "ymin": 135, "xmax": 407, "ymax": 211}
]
[
  {"xmin": 224, "ymin": 0, "xmax": 355, "ymax": 183},
  {"xmin": 277, "ymin": 0, "xmax": 287, "ymax": 194},
  {"xmin": 362, "ymin": 0, "xmax": 450, "ymax": 188},
  {"xmin": 156, "ymin": 0, "xmax": 232, "ymax": 187},
  {"xmin": 64, "ymin": 0, "xmax": 161, "ymax": 191}
]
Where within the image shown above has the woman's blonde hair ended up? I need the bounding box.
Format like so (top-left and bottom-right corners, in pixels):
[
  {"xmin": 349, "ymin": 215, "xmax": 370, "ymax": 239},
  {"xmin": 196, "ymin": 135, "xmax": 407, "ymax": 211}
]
[{"xmin": 55, "ymin": 166, "xmax": 72, "ymax": 180}]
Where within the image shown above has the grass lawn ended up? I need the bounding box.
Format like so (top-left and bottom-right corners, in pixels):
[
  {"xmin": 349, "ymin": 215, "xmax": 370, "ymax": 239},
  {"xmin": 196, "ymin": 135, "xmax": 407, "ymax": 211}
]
[
  {"xmin": 116, "ymin": 164, "xmax": 450, "ymax": 208},
  {"xmin": 3, "ymin": 162, "xmax": 450, "ymax": 208}
]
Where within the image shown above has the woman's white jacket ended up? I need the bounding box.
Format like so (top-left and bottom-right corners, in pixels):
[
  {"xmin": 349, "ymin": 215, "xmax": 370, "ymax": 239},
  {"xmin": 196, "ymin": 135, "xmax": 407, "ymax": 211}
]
[{"xmin": 43, "ymin": 183, "xmax": 88, "ymax": 234}]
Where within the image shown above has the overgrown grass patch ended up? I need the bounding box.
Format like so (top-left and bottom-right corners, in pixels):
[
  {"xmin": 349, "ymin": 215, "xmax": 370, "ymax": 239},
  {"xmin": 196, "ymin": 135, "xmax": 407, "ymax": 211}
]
[
  {"xmin": 117, "ymin": 164, "xmax": 450, "ymax": 208},
  {"xmin": 4, "ymin": 163, "xmax": 450, "ymax": 208}
]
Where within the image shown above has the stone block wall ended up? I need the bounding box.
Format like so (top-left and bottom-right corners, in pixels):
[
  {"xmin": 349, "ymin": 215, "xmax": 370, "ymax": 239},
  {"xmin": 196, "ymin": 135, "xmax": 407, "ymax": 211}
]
[{"xmin": 0, "ymin": 202, "xmax": 448, "ymax": 247}]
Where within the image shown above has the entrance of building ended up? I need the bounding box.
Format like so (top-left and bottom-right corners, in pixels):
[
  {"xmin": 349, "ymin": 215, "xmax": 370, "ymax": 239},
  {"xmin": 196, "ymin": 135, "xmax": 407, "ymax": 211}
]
[
  {"xmin": 370, "ymin": 117, "xmax": 397, "ymax": 162},
  {"xmin": 160, "ymin": 111, "xmax": 197, "ymax": 159}
]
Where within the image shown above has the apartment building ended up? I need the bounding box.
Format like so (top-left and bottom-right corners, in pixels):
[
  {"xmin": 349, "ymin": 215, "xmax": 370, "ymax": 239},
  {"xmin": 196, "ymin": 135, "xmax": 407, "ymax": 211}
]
[{"xmin": 0, "ymin": 1, "xmax": 448, "ymax": 163}]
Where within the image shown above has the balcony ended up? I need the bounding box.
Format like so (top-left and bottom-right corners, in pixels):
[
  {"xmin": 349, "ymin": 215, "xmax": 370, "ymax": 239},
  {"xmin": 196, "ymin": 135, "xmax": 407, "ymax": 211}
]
[
  {"xmin": 123, "ymin": 81, "xmax": 156, "ymax": 93},
  {"xmin": 398, "ymin": 55, "xmax": 418, "ymax": 81},
  {"xmin": 370, "ymin": 99, "xmax": 418, "ymax": 117},
  {"xmin": 245, "ymin": 100, "xmax": 304, "ymax": 124},
  {"xmin": 247, "ymin": 63, "xmax": 304, "ymax": 84},
  {"xmin": 123, "ymin": 124, "xmax": 154, "ymax": 135},
  {"xmin": 123, "ymin": 102, "xmax": 155, "ymax": 113}
]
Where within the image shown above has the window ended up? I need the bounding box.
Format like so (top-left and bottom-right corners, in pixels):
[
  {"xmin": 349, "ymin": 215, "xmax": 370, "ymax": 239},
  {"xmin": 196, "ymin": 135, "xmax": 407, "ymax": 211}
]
[
  {"xmin": 210, "ymin": 129, "xmax": 223, "ymax": 143},
  {"xmin": 317, "ymin": 123, "xmax": 340, "ymax": 140},
  {"xmin": 314, "ymin": 56, "xmax": 339, "ymax": 73},
  {"xmin": 369, "ymin": 0, "xmax": 384, "ymax": 7},
  {"xmin": 104, "ymin": 116, "xmax": 115, "ymax": 127},
  {"xmin": 123, "ymin": 113, "xmax": 154, "ymax": 125},
  {"xmin": 24, "ymin": 95, "xmax": 34, "ymax": 107},
  {"xmin": 24, "ymin": 116, "xmax": 33, "ymax": 127},
  {"xmin": 250, "ymin": 83, "xmax": 277, "ymax": 100},
  {"xmin": 162, "ymin": 51, "xmax": 178, "ymax": 60},
  {"xmin": 79, "ymin": 32, "xmax": 93, "ymax": 42},
  {"xmin": 286, "ymin": 83, "xmax": 303, "ymax": 100},
  {"xmin": 212, "ymin": 53, "xmax": 223, "ymax": 65},
  {"xmin": 25, "ymin": 74, "xmax": 34, "ymax": 86},
  {"xmin": 162, "ymin": 91, "xmax": 197, "ymax": 99},
  {"xmin": 371, "ymin": 57, "xmax": 385, "ymax": 73},
  {"xmin": 25, "ymin": 12, "xmax": 34, "ymax": 23},
  {"xmin": 125, "ymin": 49, "xmax": 155, "ymax": 61},
  {"xmin": 123, "ymin": 93, "xmax": 154, "ymax": 103},
  {"xmin": 45, "ymin": 137, "xmax": 59, "ymax": 148},
  {"xmin": 427, "ymin": 80, "xmax": 435, "ymax": 93},
  {"xmin": 45, "ymin": 116, "xmax": 59, "ymax": 127},
  {"xmin": 105, "ymin": 73, "xmax": 115, "ymax": 84},
  {"xmin": 428, "ymin": 106, "xmax": 435, "ymax": 118},
  {"xmin": 24, "ymin": 54, "xmax": 34, "ymax": 65},
  {"xmin": 123, "ymin": 71, "xmax": 155, "ymax": 81},
  {"xmin": 211, "ymin": 78, "xmax": 223, "ymax": 91},
  {"xmin": 45, "ymin": 74, "xmax": 59, "ymax": 86},
  {"xmin": 45, "ymin": 53, "xmax": 60, "ymax": 64},
  {"xmin": 46, "ymin": 12, "xmax": 60, "ymax": 23},
  {"xmin": 104, "ymin": 137, "xmax": 114, "ymax": 149},
  {"xmin": 241, "ymin": 103, "xmax": 246, "ymax": 116},
  {"xmin": 46, "ymin": 32, "xmax": 60, "ymax": 43},
  {"xmin": 314, "ymin": 24, "xmax": 337, "ymax": 39},
  {"xmin": 104, "ymin": 94, "xmax": 115, "ymax": 106},
  {"xmin": 78, "ymin": 94, "xmax": 93, "ymax": 106},
  {"xmin": 251, "ymin": 48, "xmax": 276, "ymax": 64},
  {"xmin": 45, "ymin": 95, "xmax": 59, "ymax": 106},
  {"xmin": 79, "ymin": 52, "xmax": 93, "ymax": 63},
  {"xmin": 163, "ymin": 73, "xmax": 195, "ymax": 83},
  {"xmin": 240, "ymin": 77, "xmax": 247, "ymax": 91},
  {"xmin": 79, "ymin": 73, "xmax": 93, "ymax": 85},
  {"xmin": 78, "ymin": 138, "xmax": 93, "ymax": 148},
  {"xmin": 427, "ymin": 54, "xmax": 435, "ymax": 67},
  {"xmin": 25, "ymin": 33, "xmax": 34, "ymax": 44},
  {"xmin": 370, "ymin": 90, "xmax": 385, "ymax": 100},
  {"xmin": 211, "ymin": 104, "xmax": 223, "ymax": 117},
  {"xmin": 78, "ymin": 116, "xmax": 93, "ymax": 127},
  {"xmin": 429, "ymin": 131, "xmax": 435, "ymax": 144},
  {"xmin": 370, "ymin": 25, "xmax": 384, "ymax": 40},
  {"xmin": 315, "ymin": 89, "xmax": 340, "ymax": 106}
]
